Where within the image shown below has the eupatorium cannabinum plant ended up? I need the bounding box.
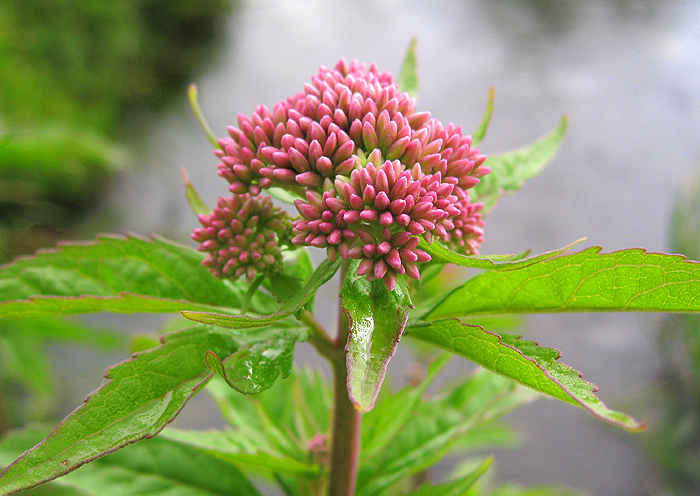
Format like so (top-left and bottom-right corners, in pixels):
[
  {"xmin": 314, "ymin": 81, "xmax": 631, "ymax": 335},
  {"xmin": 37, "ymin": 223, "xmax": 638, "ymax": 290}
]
[{"xmin": 1, "ymin": 43, "xmax": 700, "ymax": 496}]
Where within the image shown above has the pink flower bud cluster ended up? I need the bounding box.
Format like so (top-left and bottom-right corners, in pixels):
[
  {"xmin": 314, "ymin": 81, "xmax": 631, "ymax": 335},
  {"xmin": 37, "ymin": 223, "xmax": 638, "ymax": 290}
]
[
  {"xmin": 199, "ymin": 59, "xmax": 489, "ymax": 289},
  {"xmin": 192, "ymin": 194, "xmax": 291, "ymax": 282}
]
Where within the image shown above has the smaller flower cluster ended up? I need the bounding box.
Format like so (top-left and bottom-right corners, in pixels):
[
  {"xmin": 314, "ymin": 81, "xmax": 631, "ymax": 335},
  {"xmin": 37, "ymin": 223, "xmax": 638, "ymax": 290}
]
[{"xmin": 192, "ymin": 194, "xmax": 291, "ymax": 282}]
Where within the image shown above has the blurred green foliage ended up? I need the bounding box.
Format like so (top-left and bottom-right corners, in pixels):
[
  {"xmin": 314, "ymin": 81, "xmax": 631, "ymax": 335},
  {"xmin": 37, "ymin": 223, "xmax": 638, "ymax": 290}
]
[
  {"xmin": 0, "ymin": 0, "xmax": 233, "ymax": 431},
  {"xmin": 0, "ymin": 0, "xmax": 234, "ymax": 261},
  {"xmin": 652, "ymin": 169, "xmax": 700, "ymax": 494}
]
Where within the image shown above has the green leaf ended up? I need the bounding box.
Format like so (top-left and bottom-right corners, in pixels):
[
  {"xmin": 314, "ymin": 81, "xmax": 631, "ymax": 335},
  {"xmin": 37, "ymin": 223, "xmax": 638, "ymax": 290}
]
[
  {"xmin": 0, "ymin": 234, "xmax": 259, "ymax": 317},
  {"xmin": 472, "ymin": 87, "xmax": 495, "ymax": 147},
  {"xmin": 0, "ymin": 426, "xmax": 263, "ymax": 496},
  {"xmin": 406, "ymin": 319, "xmax": 643, "ymax": 430},
  {"xmin": 267, "ymin": 248, "xmax": 315, "ymax": 304},
  {"xmin": 398, "ymin": 37, "xmax": 419, "ymax": 98},
  {"xmin": 205, "ymin": 366, "xmax": 331, "ymax": 464},
  {"xmin": 0, "ymin": 317, "xmax": 124, "ymax": 349},
  {"xmin": 341, "ymin": 266, "xmax": 413, "ymax": 412},
  {"xmin": 426, "ymin": 247, "xmax": 700, "ymax": 320},
  {"xmin": 357, "ymin": 368, "xmax": 530, "ymax": 496},
  {"xmin": 361, "ymin": 353, "xmax": 451, "ymax": 458},
  {"xmin": 472, "ymin": 116, "xmax": 568, "ymax": 213},
  {"xmin": 0, "ymin": 332, "xmax": 53, "ymax": 416},
  {"xmin": 160, "ymin": 429, "xmax": 319, "ymax": 478},
  {"xmin": 419, "ymin": 238, "xmax": 583, "ymax": 272},
  {"xmin": 204, "ymin": 328, "xmax": 300, "ymax": 394},
  {"xmin": 403, "ymin": 457, "xmax": 492, "ymax": 496},
  {"xmin": 181, "ymin": 167, "xmax": 211, "ymax": 216},
  {"xmin": 0, "ymin": 324, "xmax": 303, "ymax": 495},
  {"xmin": 187, "ymin": 84, "xmax": 220, "ymax": 149},
  {"xmin": 182, "ymin": 257, "xmax": 342, "ymax": 329}
]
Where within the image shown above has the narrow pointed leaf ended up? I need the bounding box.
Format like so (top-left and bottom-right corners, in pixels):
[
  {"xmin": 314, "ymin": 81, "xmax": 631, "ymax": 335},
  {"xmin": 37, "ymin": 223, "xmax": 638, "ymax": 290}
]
[
  {"xmin": 0, "ymin": 234, "xmax": 259, "ymax": 317},
  {"xmin": 0, "ymin": 324, "xmax": 303, "ymax": 495},
  {"xmin": 361, "ymin": 353, "xmax": 451, "ymax": 458},
  {"xmin": 182, "ymin": 257, "xmax": 342, "ymax": 329},
  {"xmin": 403, "ymin": 457, "xmax": 492, "ymax": 496},
  {"xmin": 426, "ymin": 247, "xmax": 700, "ymax": 320},
  {"xmin": 341, "ymin": 265, "xmax": 413, "ymax": 412},
  {"xmin": 357, "ymin": 368, "xmax": 529, "ymax": 496},
  {"xmin": 187, "ymin": 84, "xmax": 220, "ymax": 149},
  {"xmin": 182, "ymin": 167, "xmax": 211, "ymax": 216},
  {"xmin": 472, "ymin": 116, "xmax": 568, "ymax": 213},
  {"xmin": 160, "ymin": 429, "xmax": 319, "ymax": 477},
  {"xmin": 406, "ymin": 319, "xmax": 644, "ymax": 430},
  {"xmin": 398, "ymin": 37, "xmax": 419, "ymax": 98},
  {"xmin": 419, "ymin": 238, "xmax": 583, "ymax": 272},
  {"xmin": 472, "ymin": 87, "xmax": 495, "ymax": 146}
]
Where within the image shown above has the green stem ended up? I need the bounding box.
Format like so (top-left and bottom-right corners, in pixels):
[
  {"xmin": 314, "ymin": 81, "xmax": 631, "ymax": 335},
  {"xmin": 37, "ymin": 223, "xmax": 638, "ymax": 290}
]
[
  {"xmin": 327, "ymin": 345, "xmax": 362, "ymax": 496},
  {"xmin": 305, "ymin": 261, "xmax": 362, "ymax": 496},
  {"xmin": 327, "ymin": 262, "xmax": 362, "ymax": 496}
]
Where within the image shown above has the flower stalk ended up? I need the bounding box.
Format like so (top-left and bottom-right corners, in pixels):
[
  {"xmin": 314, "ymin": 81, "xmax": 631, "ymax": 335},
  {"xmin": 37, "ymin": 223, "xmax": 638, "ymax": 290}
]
[{"xmin": 327, "ymin": 261, "xmax": 362, "ymax": 496}]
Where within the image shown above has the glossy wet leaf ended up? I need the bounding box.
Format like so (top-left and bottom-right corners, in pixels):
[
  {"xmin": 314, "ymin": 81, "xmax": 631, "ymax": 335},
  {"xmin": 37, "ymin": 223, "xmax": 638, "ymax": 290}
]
[
  {"xmin": 407, "ymin": 319, "xmax": 643, "ymax": 430},
  {"xmin": 426, "ymin": 247, "xmax": 700, "ymax": 319},
  {"xmin": 0, "ymin": 324, "xmax": 304, "ymax": 495},
  {"xmin": 0, "ymin": 234, "xmax": 264, "ymax": 317},
  {"xmin": 403, "ymin": 457, "xmax": 492, "ymax": 496},
  {"xmin": 205, "ymin": 328, "xmax": 300, "ymax": 394},
  {"xmin": 472, "ymin": 116, "xmax": 568, "ymax": 213},
  {"xmin": 0, "ymin": 425, "xmax": 262, "ymax": 496},
  {"xmin": 182, "ymin": 257, "xmax": 342, "ymax": 329},
  {"xmin": 341, "ymin": 266, "xmax": 413, "ymax": 412}
]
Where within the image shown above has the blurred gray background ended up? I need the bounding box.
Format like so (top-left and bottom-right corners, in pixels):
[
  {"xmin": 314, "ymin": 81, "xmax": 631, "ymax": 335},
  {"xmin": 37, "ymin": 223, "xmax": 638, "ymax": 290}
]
[{"xmin": 59, "ymin": 1, "xmax": 700, "ymax": 494}]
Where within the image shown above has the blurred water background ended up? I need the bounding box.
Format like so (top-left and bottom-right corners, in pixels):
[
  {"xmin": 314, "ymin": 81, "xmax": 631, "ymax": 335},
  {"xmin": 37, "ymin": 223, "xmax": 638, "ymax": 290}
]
[{"xmin": 3, "ymin": 1, "xmax": 700, "ymax": 495}]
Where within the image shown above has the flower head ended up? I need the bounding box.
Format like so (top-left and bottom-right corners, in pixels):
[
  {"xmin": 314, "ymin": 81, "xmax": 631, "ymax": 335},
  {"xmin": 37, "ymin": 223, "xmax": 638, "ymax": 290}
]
[
  {"xmin": 202, "ymin": 59, "xmax": 489, "ymax": 289},
  {"xmin": 192, "ymin": 194, "xmax": 291, "ymax": 282}
]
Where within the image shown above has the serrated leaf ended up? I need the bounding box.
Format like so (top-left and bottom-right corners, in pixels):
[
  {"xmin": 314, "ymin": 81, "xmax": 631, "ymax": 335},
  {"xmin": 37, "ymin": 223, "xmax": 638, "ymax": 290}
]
[
  {"xmin": 0, "ymin": 425, "xmax": 263, "ymax": 496},
  {"xmin": 0, "ymin": 324, "xmax": 303, "ymax": 495},
  {"xmin": 426, "ymin": 247, "xmax": 700, "ymax": 319},
  {"xmin": 406, "ymin": 319, "xmax": 643, "ymax": 430},
  {"xmin": 0, "ymin": 234, "xmax": 261, "ymax": 317},
  {"xmin": 403, "ymin": 456, "xmax": 492, "ymax": 496},
  {"xmin": 181, "ymin": 168, "xmax": 211, "ymax": 216},
  {"xmin": 472, "ymin": 116, "xmax": 568, "ymax": 213},
  {"xmin": 182, "ymin": 257, "xmax": 342, "ymax": 329},
  {"xmin": 472, "ymin": 87, "xmax": 495, "ymax": 147},
  {"xmin": 341, "ymin": 266, "xmax": 413, "ymax": 412},
  {"xmin": 398, "ymin": 37, "xmax": 419, "ymax": 98},
  {"xmin": 419, "ymin": 238, "xmax": 583, "ymax": 272}
]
